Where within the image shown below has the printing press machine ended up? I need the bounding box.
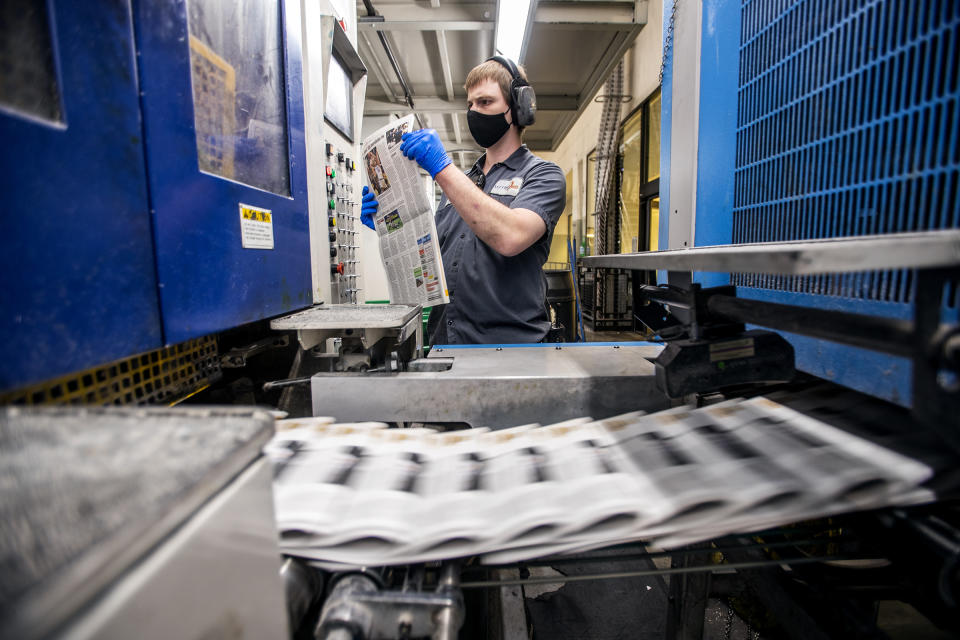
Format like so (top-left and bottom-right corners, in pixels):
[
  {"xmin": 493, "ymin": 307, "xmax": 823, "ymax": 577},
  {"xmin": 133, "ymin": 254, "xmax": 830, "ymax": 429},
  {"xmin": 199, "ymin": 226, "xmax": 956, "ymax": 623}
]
[
  {"xmin": 3, "ymin": 236, "xmax": 960, "ymax": 640},
  {"xmin": 0, "ymin": 231, "xmax": 955, "ymax": 640},
  {"xmin": 256, "ymin": 230, "xmax": 960, "ymax": 639},
  {"xmin": 3, "ymin": 0, "xmax": 960, "ymax": 637}
]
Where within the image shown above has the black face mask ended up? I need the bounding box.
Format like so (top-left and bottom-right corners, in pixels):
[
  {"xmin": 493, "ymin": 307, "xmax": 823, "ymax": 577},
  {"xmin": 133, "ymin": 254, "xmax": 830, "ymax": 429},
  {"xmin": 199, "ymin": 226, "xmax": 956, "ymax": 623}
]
[{"xmin": 467, "ymin": 108, "xmax": 511, "ymax": 148}]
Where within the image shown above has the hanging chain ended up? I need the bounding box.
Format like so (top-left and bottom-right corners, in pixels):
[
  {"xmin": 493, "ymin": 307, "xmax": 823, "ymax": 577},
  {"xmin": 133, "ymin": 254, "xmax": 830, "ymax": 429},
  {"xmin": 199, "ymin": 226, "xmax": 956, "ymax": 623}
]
[
  {"xmin": 658, "ymin": 0, "xmax": 680, "ymax": 85},
  {"xmin": 594, "ymin": 61, "xmax": 623, "ymax": 258}
]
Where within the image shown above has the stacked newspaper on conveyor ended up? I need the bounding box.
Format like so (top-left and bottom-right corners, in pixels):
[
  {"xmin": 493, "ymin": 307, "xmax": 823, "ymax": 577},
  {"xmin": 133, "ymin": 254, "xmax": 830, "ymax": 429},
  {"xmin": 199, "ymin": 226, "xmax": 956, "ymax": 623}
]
[
  {"xmin": 361, "ymin": 114, "xmax": 449, "ymax": 308},
  {"xmin": 266, "ymin": 398, "xmax": 934, "ymax": 567}
]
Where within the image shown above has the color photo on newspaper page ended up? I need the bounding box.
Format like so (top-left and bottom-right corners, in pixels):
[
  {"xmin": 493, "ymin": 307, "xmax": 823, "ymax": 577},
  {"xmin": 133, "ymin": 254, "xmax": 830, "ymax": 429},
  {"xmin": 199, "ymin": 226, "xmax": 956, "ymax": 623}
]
[{"xmin": 362, "ymin": 115, "xmax": 449, "ymax": 308}]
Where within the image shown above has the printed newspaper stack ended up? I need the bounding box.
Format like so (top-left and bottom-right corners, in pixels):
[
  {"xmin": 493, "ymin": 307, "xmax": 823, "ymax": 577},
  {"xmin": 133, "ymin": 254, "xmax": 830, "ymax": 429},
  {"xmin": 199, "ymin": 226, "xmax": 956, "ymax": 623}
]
[
  {"xmin": 362, "ymin": 115, "xmax": 449, "ymax": 308},
  {"xmin": 267, "ymin": 398, "xmax": 933, "ymax": 567}
]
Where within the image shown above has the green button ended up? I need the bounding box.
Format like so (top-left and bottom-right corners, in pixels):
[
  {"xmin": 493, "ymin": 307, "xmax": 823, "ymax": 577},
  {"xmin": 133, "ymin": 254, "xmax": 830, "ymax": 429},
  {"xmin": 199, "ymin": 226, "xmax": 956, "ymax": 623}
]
[
  {"xmin": 331, "ymin": 169, "xmax": 336, "ymax": 178},
  {"xmin": 328, "ymin": 198, "xmax": 336, "ymax": 209}
]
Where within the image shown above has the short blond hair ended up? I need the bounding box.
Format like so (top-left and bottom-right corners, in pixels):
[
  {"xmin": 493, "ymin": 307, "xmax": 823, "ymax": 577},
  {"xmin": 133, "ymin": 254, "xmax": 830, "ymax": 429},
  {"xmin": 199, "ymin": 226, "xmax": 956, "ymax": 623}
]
[{"xmin": 465, "ymin": 59, "xmax": 530, "ymax": 132}]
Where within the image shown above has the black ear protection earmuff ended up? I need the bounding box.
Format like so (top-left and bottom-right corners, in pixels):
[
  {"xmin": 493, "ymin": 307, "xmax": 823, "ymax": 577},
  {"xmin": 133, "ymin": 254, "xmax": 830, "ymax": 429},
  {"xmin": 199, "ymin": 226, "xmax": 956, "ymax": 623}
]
[{"xmin": 486, "ymin": 55, "xmax": 537, "ymax": 128}]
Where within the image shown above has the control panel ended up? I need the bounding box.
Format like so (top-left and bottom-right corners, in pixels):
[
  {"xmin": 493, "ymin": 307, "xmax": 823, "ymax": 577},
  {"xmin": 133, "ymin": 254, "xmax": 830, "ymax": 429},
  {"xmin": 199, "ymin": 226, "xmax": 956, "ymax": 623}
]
[
  {"xmin": 300, "ymin": 6, "xmax": 388, "ymax": 307},
  {"xmin": 325, "ymin": 143, "xmax": 361, "ymax": 303}
]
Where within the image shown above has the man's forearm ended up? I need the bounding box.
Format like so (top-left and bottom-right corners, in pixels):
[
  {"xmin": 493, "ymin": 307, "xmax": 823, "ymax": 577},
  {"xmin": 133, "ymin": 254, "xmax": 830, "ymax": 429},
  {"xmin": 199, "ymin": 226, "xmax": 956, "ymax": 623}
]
[{"xmin": 434, "ymin": 165, "xmax": 545, "ymax": 257}]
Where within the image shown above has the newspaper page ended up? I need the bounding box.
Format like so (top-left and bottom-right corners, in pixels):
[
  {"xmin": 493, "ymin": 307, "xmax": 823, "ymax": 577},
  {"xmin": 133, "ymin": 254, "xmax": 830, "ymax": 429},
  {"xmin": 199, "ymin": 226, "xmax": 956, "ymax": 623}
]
[
  {"xmin": 362, "ymin": 115, "xmax": 449, "ymax": 307},
  {"xmin": 267, "ymin": 397, "xmax": 935, "ymax": 568}
]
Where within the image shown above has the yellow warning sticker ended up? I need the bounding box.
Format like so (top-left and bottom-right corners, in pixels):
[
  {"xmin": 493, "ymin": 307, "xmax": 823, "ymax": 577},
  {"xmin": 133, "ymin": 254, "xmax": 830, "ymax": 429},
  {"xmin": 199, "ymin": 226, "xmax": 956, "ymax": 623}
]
[{"xmin": 239, "ymin": 203, "xmax": 274, "ymax": 249}]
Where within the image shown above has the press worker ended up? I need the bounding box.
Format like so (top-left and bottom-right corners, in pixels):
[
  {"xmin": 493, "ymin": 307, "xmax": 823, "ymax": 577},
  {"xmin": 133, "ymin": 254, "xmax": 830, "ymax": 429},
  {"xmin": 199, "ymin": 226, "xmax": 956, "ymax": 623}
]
[{"xmin": 360, "ymin": 57, "xmax": 566, "ymax": 345}]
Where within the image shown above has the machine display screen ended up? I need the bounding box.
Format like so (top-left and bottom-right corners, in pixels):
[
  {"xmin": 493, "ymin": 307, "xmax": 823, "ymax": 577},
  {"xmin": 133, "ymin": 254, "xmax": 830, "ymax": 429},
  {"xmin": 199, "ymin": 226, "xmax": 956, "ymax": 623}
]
[{"xmin": 325, "ymin": 53, "xmax": 353, "ymax": 141}]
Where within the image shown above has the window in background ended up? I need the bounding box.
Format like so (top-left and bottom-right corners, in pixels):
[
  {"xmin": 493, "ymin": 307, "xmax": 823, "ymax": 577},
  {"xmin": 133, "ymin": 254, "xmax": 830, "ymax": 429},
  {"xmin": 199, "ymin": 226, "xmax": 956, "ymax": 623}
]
[
  {"xmin": 619, "ymin": 109, "xmax": 643, "ymax": 253},
  {"xmin": 546, "ymin": 169, "xmax": 574, "ymax": 267},
  {"xmin": 649, "ymin": 197, "xmax": 660, "ymax": 251},
  {"xmin": 615, "ymin": 88, "xmax": 661, "ymax": 253},
  {"xmin": 643, "ymin": 90, "xmax": 661, "ymax": 250},
  {"xmin": 186, "ymin": 0, "xmax": 291, "ymax": 196}
]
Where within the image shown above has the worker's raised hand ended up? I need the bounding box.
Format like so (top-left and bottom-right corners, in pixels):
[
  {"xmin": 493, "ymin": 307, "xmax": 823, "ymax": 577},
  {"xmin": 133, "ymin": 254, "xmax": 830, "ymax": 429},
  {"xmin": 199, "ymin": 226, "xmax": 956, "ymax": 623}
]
[
  {"xmin": 360, "ymin": 185, "xmax": 379, "ymax": 230},
  {"xmin": 399, "ymin": 129, "xmax": 452, "ymax": 179}
]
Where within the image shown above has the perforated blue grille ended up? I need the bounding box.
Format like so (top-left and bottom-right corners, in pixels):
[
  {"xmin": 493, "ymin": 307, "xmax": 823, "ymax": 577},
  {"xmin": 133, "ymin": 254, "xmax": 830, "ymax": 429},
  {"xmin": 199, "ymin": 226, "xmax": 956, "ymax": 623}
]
[{"xmin": 732, "ymin": 0, "xmax": 960, "ymax": 307}]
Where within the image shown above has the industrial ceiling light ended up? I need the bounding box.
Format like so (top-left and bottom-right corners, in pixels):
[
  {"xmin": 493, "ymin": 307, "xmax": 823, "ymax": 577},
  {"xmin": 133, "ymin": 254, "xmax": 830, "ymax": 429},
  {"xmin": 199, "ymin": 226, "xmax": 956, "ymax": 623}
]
[{"xmin": 494, "ymin": 0, "xmax": 536, "ymax": 63}]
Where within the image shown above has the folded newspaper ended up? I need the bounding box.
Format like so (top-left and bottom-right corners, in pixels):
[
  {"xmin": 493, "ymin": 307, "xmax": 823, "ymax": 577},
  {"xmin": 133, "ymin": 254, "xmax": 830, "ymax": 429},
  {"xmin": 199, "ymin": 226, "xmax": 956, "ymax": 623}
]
[
  {"xmin": 266, "ymin": 397, "xmax": 934, "ymax": 567},
  {"xmin": 362, "ymin": 115, "xmax": 449, "ymax": 308}
]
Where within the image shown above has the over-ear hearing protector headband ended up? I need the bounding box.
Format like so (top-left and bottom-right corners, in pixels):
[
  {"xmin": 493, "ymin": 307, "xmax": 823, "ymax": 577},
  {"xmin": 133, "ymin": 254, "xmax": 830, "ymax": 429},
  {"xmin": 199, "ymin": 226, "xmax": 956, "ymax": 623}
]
[{"xmin": 486, "ymin": 55, "xmax": 537, "ymax": 128}]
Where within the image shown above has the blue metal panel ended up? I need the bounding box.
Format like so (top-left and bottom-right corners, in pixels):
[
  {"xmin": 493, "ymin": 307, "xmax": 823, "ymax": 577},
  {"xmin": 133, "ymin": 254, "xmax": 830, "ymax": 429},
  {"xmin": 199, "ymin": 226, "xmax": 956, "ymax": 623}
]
[
  {"xmin": 738, "ymin": 287, "xmax": 914, "ymax": 404},
  {"xmin": 133, "ymin": 0, "xmax": 312, "ymax": 344},
  {"xmin": 659, "ymin": 0, "xmax": 674, "ymax": 257},
  {"xmin": 0, "ymin": 0, "xmax": 163, "ymax": 391},
  {"xmin": 434, "ymin": 342, "xmax": 663, "ymax": 350},
  {"xmin": 694, "ymin": 0, "xmax": 740, "ymax": 289},
  {"xmin": 689, "ymin": 0, "xmax": 960, "ymax": 407}
]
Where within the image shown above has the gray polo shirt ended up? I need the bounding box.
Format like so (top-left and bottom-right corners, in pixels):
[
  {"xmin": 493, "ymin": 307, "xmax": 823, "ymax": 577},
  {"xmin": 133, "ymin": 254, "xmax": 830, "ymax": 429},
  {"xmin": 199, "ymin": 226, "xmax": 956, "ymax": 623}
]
[{"xmin": 427, "ymin": 145, "xmax": 566, "ymax": 345}]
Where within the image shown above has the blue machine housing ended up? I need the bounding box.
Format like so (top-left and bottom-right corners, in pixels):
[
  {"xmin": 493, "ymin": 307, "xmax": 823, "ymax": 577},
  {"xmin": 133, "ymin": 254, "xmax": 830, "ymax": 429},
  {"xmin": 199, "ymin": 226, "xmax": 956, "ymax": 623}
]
[
  {"xmin": 0, "ymin": 0, "xmax": 163, "ymax": 391},
  {"xmin": 0, "ymin": 0, "xmax": 313, "ymax": 392},
  {"xmin": 661, "ymin": 0, "xmax": 960, "ymax": 407},
  {"xmin": 134, "ymin": 0, "xmax": 312, "ymax": 344}
]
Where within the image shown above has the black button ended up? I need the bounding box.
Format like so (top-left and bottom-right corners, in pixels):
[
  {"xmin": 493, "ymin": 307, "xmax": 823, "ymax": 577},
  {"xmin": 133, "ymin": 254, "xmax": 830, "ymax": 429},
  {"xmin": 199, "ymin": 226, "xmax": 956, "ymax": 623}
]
[
  {"xmin": 452, "ymin": 261, "xmax": 458, "ymax": 267},
  {"xmin": 447, "ymin": 320, "xmax": 453, "ymax": 325},
  {"xmin": 459, "ymin": 233, "xmax": 465, "ymax": 239}
]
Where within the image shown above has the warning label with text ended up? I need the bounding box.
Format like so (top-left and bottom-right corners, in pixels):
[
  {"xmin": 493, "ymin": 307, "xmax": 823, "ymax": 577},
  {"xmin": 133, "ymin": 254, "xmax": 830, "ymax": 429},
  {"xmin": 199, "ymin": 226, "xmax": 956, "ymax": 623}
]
[{"xmin": 239, "ymin": 203, "xmax": 274, "ymax": 249}]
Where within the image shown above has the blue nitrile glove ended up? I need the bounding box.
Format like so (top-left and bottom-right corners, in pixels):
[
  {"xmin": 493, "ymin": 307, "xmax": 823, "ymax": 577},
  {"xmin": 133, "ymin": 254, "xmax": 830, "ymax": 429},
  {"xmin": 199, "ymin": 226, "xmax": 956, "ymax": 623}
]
[
  {"xmin": 360, "ymin": 185, "xmax": 379, "ymax": 230},
  {"xmin": 399, "ymin": 129, "xmax": 452, "ymax": 179}
]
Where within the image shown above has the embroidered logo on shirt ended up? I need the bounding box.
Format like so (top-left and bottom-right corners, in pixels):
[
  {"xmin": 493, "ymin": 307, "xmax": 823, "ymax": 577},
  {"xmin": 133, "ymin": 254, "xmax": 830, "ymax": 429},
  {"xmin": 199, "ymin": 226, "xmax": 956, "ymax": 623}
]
[{"xmin": 490, "ymin": 177, "xmax": 523, "ymax": 196}]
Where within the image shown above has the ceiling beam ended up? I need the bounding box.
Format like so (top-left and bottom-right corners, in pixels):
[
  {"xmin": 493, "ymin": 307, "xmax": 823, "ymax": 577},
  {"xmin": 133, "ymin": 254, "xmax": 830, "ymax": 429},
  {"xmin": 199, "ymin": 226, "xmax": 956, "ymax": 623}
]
[
  {"xmin": 535, "ymin": 1, "xmax": 642, "ymax": 25},
  {"xmin": 359, "ymin": 4, "xmax": 493, "ymax": 24},
  {"xmin": 436, "ymin": 31, "xmax": 456, "ymax": 100},
  {"xmin": 357, "ymin": 1, "xmax": 645, "ymax": 32},
  {"xmin": 365, "ymin": 95, "xmax": 579, "ymax": 114},
  {"xmin": 452, "ymin": 112, "xmax": 467, "ymax": 169},
  {"xmin": 360, "ymin": 20, "xmax": 492, "ymax": 31},
  {"xmin": 356, "ymin": 0, "xmax": 649, "ymax": 153},
  {"xmin": 548, "ymin": 27, "xmax": 644, "ymax": 150}
]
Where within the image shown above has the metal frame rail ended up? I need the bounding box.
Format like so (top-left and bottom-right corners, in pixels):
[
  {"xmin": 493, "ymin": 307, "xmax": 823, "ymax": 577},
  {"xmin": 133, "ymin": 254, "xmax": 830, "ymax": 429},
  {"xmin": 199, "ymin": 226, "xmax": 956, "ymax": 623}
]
[
  {"xmin": 581, "ymin": 230, "xmax": 960, "ymax": 451},
  {"xmin": 455, "ymin": 506, "xmax": 959, "ymax": 639},
  {"xmin": 458, "ymin": 535, "xmax": 860, "ymax": 640},
  {"xmin": 579, "ymin": 231, "xmax": 960, "ymax": 275}
]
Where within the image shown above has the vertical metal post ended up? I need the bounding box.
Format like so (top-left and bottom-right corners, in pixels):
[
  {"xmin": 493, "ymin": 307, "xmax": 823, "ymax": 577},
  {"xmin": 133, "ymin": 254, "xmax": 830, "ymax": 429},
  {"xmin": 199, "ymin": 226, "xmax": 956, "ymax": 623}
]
[
  {"xmin": 664, "ymin": 545, "xmax": 710, "ymax": 640},
  {"xmin": 912, "ymin": 268, "xmax": 960, "ymax": 453},
  {"xmin": 432, "ymin": 562, "xmax": 464, "ymax": 640}
]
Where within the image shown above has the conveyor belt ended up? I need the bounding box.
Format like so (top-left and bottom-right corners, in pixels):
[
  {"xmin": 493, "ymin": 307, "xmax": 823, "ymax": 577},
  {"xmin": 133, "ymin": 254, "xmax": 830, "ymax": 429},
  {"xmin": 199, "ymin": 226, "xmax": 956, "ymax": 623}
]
[{"xmin": 267, "ymin": 393, "xmax": 955, "ymax": 568}]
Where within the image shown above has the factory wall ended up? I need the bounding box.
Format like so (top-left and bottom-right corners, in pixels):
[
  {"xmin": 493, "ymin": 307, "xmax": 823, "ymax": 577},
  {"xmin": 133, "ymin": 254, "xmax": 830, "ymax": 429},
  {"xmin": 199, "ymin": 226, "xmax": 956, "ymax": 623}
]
[{"xmin": 538, "ymin": 0, "xmax": 664, "ymax": 252}]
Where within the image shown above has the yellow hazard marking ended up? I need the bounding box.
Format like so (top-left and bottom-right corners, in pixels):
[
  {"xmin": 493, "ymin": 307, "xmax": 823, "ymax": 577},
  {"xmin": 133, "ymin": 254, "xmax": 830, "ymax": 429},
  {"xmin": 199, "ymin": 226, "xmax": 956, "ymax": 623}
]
[
  {"xmin": 238, "ymin": 203, "xmax": 275, "ymax": 249},
  {"xmin": 240, "ymin": 206, "xmax": 272, "ymax": 222}
]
